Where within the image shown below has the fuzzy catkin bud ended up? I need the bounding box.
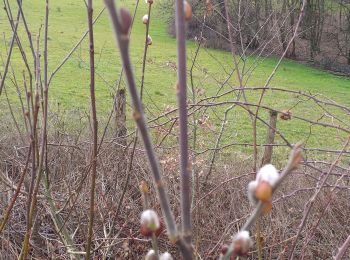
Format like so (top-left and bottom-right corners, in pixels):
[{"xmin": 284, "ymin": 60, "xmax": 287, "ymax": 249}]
[
  {"xmin": 147, "ymin": 35, "xmax": 153, "ymax": 45},
  {"xmin": 145, "ymin": 249, "xmax": 157, "ymax": 260},
  {"xmin": 248, "ymin": 164, "xmax": 280, "ymax": 203},
  {"xmin": 142, "ymin": 14, "xmax": 149, "ymax": 24},
  {"xmin": 247, "ymin": 181, "xmax": 258, "ymax": 205},
  {"xmin": 140, "ymin": 209, "xmax": 163, "ymax": 237},
  {"xmin": 141, "ymin": 209, "xmax": 160, "ymax": 230},
  {"xmin": 159, "ymin": 252, "xmax": 173, "ymax": 260},
  {"xmin": 233, "ymin": 231, "xmax": 253, "ymax": 256},
  {"xmin": 257, "ymin": 164, "xmax": 279, "ymax": 186}
]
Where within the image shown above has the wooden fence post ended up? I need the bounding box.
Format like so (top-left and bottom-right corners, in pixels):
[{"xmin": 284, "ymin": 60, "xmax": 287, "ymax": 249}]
[
  {"xmin": 261, "ymin": 110, "xmax": 278, "ymax": 165},
  {"xmin": 115, "ymin": 88, "xmax": 127, "ymax": 147}
]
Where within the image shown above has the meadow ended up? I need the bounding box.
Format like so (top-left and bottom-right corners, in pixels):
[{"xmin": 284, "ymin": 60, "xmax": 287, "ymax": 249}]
[
  {"xmin": 1, "ymin": 1, "xmax": 349, "ymax": 102},
  {"xmin": 1, "ymin": 0, "xmax": 350, "ymax": 154}
]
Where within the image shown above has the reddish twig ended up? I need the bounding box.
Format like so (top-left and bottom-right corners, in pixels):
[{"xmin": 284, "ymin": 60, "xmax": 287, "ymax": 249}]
[{"xmin": 85, "ymin": 0, "xmax": 98, "ymax": 258}]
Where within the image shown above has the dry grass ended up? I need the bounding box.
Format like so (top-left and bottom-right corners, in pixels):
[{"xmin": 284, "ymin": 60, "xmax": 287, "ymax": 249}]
[{"xmin": 1, "ymin": 125, "xmax": 349, "ymax": 259}]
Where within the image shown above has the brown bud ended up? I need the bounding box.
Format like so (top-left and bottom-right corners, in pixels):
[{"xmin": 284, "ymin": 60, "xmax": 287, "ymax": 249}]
[
  {"xmin": 291, "ymin": 144, "xmax": 303, "ymax": 169},
  {"xmin": 140, "ymin": 220, "xmax": 164, "ymax": 237},
  {"xmin": 220, "ymin": 244, "xmax": 236, "ymax": 259},
  {"xmin": 261, "ymin": 201, "xmax": 273, "ymax": 215},
  {"xmin": 140, "ymin": 224, "xmax": 152, "ymax": 237},
  {"xmin": 140, "ymin": 181, "xmax": 149, "ymax": 194},
  {"xmin": 234, "ymin": 242, "xmax": 246, "ymax": 257},
  {"xmin": 206, "ymin": 0, "xmax": 213, "ymax": 16},
  {"xmin": 119, "ymin": 8, "xmax": 132, "ymax": 35},
  {"xmin": 220, "ymin": 244, "xmax": 229, "ymax": 255},
  {"xmin": 255, "ymin": 181, "xmax": 272, "ymax": 202},
  {"xmin": 154, "ymin": 220, "xmax": 164, "ymax": 236},
  {"xmin": 280, "ymin": 110, "xmax": 292, "ymax": 120},
  {"xmin": 133, "ymin": 110, "xmax": 141, "ymax": 121},
  {"xmin": 176, "ymin": 82, "xmax": 180, "ymax": 93},
  {"xmin": 184, "ymin": 1, "xmax": 192, "ymax": 21}
]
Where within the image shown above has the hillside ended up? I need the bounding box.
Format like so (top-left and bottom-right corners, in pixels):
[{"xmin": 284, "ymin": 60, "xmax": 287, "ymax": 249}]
[
  {"xmin": 0, "ymin": 0, "xmax": 349, "ymax": 109},
  {"xmin": 1, "ymin": 0, "xmax": 349, "ymax": 149}
]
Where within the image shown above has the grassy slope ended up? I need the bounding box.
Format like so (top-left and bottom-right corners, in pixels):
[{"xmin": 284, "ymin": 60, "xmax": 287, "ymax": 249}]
[{"xmin": 0, "ymin": 0, "xmax": 349, "ymax": 157}]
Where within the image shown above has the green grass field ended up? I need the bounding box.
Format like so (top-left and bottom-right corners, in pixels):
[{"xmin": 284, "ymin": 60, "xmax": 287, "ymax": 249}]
[{"xmin": 1, "ymin": 0, "xmax": 349, "ymax": 159}]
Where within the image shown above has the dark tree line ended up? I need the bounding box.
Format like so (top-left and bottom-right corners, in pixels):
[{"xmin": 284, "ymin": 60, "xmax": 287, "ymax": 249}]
[
  {"xmin": 337, "ymin": 0, "xmax": 350, "ymax": 64},
  {"xmin": 161, "ymin": 0, "xmax": 350, "ymax": 70}
]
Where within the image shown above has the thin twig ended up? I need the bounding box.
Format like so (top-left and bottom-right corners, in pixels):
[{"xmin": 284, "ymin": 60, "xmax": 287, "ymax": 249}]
[
  {"xmin": 175, "ymin": 0, "xmax": 192, "ymax": 251},
  {"xmin": 335, "ymin": 234, "xmax": 350, "ymax": 260},
  {"xmin": 0, "ymin": 145, "xmax": 31, "ymax": 234},
  {"xmin": 104, "ymin": 0, "xmax": 178, "ymax": 241},
  {"xmin": 86, "ymin": 0, "xmax": 98, "ymax": 258},
  {"xmin": 0, "ymin": 5, "xmax": 20, "ymax": 96},
  {"xmin": 288, "ymin": 137, "xmax": 350, "ymax": 260}
]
